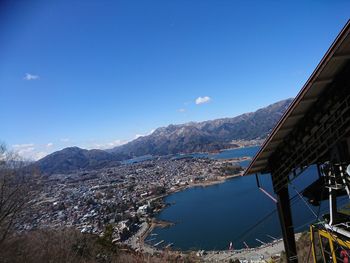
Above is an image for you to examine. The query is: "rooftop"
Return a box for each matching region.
[245,20,350,176]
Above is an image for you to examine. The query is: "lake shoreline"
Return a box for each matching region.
[125,146,282,255]
[132,219,301,262]
[123,144,259,164]
[139,172,244,250]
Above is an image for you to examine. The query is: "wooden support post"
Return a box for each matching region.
[275,182,298,263]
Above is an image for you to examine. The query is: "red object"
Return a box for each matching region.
[340,250,349,263]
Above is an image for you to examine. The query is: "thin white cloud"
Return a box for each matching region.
[11,143,48,160]
[12,143,35,149]
[195,96,211,105]
[134,129,155,139]
[178,108,186,112]
[16,147,35,155]
[93,139,128,150]
[60,138,70,142]
[46,142,53,147]
[108,139,127,147]
[33,151,48,160]
[24,73,40,80]
[95,129,156,149]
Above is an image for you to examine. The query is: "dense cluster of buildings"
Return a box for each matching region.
[19,157,243,243]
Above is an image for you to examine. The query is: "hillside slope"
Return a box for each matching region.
[36,147,128,174]
[110,98,292,157]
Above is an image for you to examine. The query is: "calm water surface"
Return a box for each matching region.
[147,146,347,250]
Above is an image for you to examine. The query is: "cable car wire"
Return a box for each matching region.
[233,174,350,260]
[233,191,302,245]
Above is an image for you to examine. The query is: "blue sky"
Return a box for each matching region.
[0,1,349,160]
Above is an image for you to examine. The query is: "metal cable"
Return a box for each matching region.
[290,181,350,261]
[233,192,300,246]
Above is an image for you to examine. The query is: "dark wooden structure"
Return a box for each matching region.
[245,20,350,263]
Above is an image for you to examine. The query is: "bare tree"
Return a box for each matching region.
[0,143,41,245]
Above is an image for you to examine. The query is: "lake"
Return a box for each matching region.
[122,146,257,165]
[146,146,348,250]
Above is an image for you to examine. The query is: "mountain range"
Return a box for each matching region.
[109,98,292,156]
[36,147,129,175]
[36,98,292,174]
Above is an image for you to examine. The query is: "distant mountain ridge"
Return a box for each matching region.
[36,147,129,175]
[36,98,292,174]
[110,98,293,156]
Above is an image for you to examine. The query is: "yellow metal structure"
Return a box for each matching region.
[311,224,350,263]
